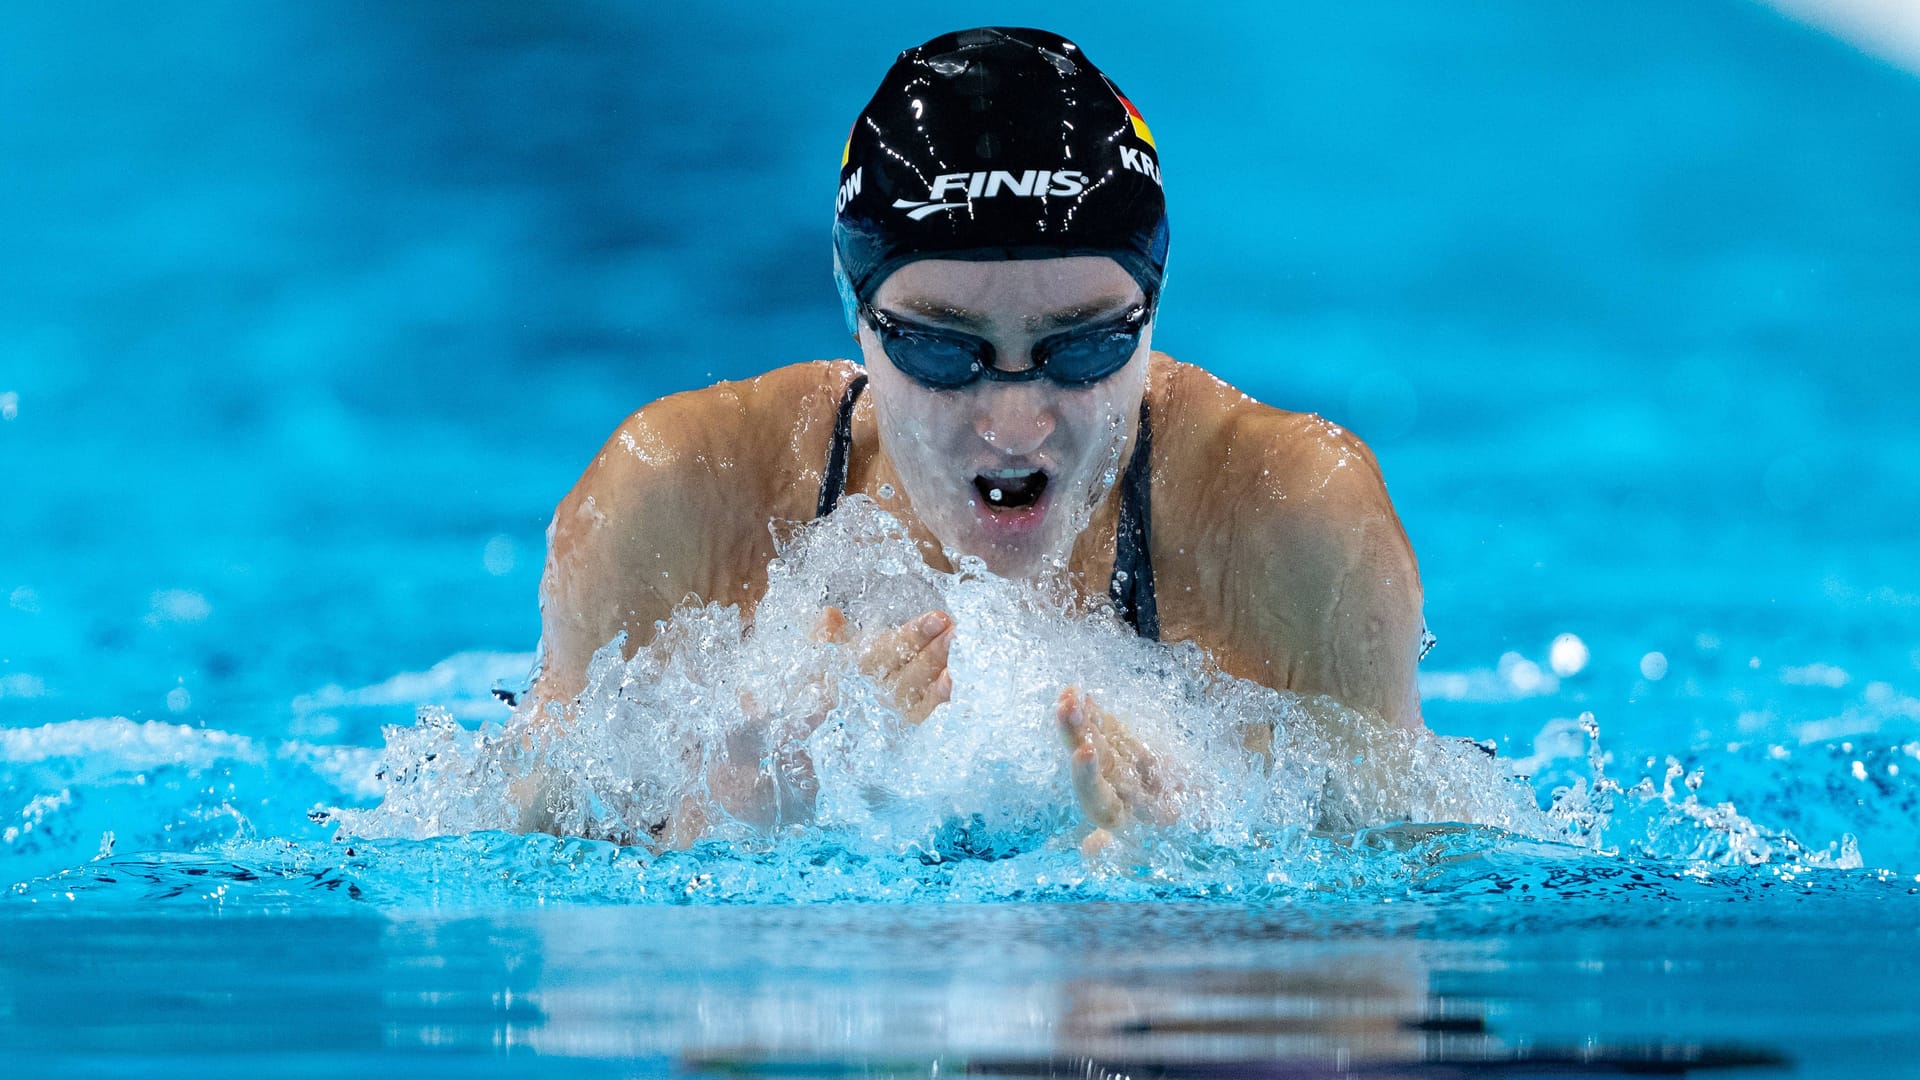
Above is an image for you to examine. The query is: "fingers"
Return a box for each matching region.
[834,609,954,724]
[1056,686,1120,751]
[858,611,949,679]
[812,606,850,644]
[1060,688,1127,829]
[1072,743,1128,829]
[1056,687,1134,781]
[1058,687,1180,833]
[889,627,952,724]
[886,613,952,687]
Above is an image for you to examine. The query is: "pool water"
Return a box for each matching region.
[4,0,1920,1074]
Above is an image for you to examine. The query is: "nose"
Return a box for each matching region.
[973,383,1056,456]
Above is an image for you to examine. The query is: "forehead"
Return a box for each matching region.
[874,256,1141,330]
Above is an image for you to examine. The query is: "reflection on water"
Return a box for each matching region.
[0,903,1839,1076]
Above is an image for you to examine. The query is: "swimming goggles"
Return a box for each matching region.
[861,302,1150,389]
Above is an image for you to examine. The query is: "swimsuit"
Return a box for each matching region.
[815,373,1161,640]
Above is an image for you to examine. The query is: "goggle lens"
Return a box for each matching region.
[864,305,1148,389]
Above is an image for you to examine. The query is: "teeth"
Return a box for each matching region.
[974,467,1049,510]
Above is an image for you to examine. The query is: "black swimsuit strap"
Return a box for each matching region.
[1109,396,1159,639]
[815,373,868,518]
[815,374,1158,639]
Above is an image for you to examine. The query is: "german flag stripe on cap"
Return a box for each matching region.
[1116,95,1155,149]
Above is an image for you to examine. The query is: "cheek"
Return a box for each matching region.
[869,379,972,469]
[1060,386,1138,440]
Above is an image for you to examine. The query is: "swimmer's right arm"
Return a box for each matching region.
[515,597,956,840]
[529,367,853,713]
[510,401,720,833]
[528,392,765,713]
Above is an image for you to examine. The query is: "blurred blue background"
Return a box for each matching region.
[3,0,1917,755]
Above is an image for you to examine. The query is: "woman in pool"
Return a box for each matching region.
[530,28,1427,844]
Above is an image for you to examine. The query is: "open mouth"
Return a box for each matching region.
[973,468,1050,511]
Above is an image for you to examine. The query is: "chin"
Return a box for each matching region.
[973,543,1052,580]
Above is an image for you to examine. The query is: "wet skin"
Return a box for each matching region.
[533,257,1425,840]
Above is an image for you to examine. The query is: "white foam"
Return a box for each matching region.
[0,717,261,769]
[145,588,211,625]
[292,650,535,723]
[1419,655,1563,703]
[0,673,48,699]
[1781,662,1850,688]
[342,499,1568,858]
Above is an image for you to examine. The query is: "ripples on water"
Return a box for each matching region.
[7,500,1914,912]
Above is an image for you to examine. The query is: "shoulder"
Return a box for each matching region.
[1154,355,1417,610]
[1153,356,1395,525]
[597,359,858,473]
[535,360,861,698]
[548,360,862,575]
[562,361,860,519]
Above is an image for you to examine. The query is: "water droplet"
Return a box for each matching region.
[483,535,517,576]
[1549,633,1589,677]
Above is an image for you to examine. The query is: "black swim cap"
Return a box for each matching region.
[832,27,1170,334]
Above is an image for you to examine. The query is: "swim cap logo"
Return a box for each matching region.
[1118,147,1161,186]
[836,167,863,214]
[891,169,1089,221]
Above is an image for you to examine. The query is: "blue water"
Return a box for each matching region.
[5,0,1920,1074]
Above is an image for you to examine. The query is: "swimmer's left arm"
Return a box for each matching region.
[1232,417,1426,731]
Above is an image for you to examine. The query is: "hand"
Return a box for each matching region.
[1056,686,1179,854]
[815,606,954,725]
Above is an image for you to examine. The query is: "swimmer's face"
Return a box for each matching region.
[859,255,1152,578]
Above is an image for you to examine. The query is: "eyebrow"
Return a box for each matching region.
[889,294,1138,333]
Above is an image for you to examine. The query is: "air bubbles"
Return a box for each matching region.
[877,483,895,500]
[1549,633,1589,677]
[147,589,211,625]
[483,535,517,576]
[0,673,47,699]
[0,391,17,421]
[1498,652,1549,695]
[1640,652,1669,681]
[1780,663,1848,688]
[166,685,192,713]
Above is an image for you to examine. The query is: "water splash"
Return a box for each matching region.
[341,499,1578,881]
[7,508,1902,906]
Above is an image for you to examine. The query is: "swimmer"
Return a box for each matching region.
[527,28,1428,845]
